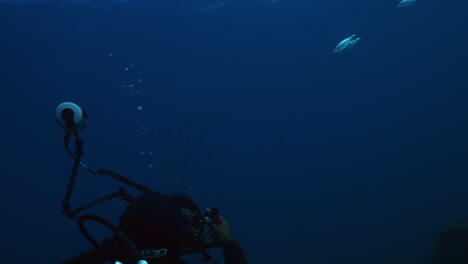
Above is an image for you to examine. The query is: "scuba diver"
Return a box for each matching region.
[434,218,468,264]
[55,102,248,264]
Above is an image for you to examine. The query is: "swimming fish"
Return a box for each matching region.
[333,34,360,58]
[397,0,416,7]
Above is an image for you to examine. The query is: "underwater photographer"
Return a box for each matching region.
[434,218,468,264]
[56,102,248,264]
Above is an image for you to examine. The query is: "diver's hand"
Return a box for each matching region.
[205,215,233,244]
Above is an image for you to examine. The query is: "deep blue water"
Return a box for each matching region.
[1,0,468,263]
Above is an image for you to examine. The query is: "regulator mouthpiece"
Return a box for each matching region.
[55,102,87,132]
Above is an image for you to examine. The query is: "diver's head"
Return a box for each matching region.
[118,191,202,263]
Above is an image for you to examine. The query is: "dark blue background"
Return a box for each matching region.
[1,0,467,263]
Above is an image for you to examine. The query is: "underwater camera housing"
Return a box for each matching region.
[55,102,221,264]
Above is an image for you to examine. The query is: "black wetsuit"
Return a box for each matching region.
[222,241,248,264]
